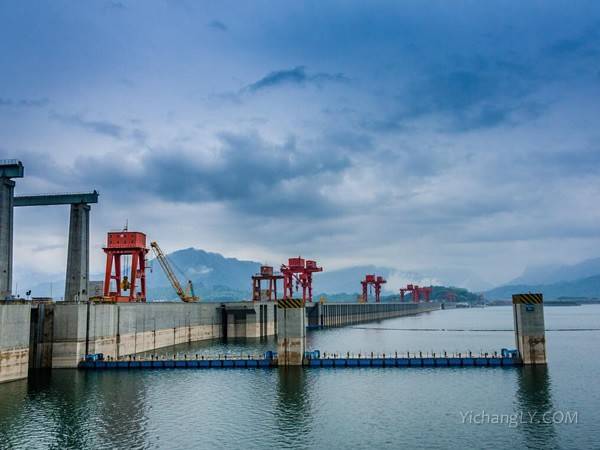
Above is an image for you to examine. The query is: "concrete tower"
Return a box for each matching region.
[512,293,547,365]
[0,160,24,299]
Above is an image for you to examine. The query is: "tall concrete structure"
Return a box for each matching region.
[65,203,90,302]
[0,160,24,299]
[513,293,547,365]
[14,191,98,301]
[277,299,306,366]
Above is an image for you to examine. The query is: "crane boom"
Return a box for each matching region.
[150,241,198,302]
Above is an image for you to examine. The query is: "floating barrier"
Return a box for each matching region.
[305,356,519,367]
[79,356,274,369]
[78,349,521,370]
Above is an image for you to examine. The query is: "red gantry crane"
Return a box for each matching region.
[400,284,433,303]
[281,257,323,303]
[361,274,387,303]
[252,265,284,301]
[103,231,148,302]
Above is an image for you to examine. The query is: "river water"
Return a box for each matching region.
[1,305,598,449]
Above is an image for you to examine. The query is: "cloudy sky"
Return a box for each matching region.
[2,0,600,290]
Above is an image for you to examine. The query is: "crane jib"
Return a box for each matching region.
[150,241,199,302]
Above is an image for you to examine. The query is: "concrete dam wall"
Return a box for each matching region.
[2,300,441,383]
[0,303,31,383]
[307,302,440,328]
[33,301,277,369]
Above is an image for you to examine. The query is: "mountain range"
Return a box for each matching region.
[506,258,600,285]
[24,247,488,300]
[22,249,600,302]
[486,257,600,300]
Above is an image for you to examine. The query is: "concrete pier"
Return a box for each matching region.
[512,293,547,365]
[0,303,31,383]
[0,178,15,299]
[64,203,90,302]
[277,299,306,366]
[0,160,24,299]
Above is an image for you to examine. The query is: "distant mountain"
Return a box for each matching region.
[485,274,600,300]
[312,265,430,295]
[421,267,493,292]
[145,249,480,300]
[326,286,482,303]
[507,257,600,285]
[146,247,261,293]
[22,247,490,301]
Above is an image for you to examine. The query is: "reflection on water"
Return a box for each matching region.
[275,368,311,447]
[0,378,28,448]
[515,366,557,449]
[90,372,148,449]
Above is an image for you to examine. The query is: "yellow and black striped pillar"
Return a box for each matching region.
[276,298,306,366]
[512,293,547,365]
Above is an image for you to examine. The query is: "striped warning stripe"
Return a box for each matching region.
[277,298,305,309]
[512,293,543,305]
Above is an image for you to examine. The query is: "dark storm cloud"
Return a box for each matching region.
[140,131,350,217]
[104,0,126,10]
[362,61,540,133]
[51,113,125,138]
[545,23,600,58]
[208,20,227,32]
[243,66,349,93]
[34,131,352,218]
[50,112,147,144]
[0,97,49,108]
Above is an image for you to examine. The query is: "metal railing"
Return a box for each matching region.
[0,159,20,165]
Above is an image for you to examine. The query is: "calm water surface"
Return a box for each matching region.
[1,305,599,449]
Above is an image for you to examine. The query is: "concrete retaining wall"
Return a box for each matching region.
[2,300,440,377]
[0,304,30,383]
[307,302,440,328]
[50,301,276,368]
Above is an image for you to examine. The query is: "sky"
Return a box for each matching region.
[2,0,600,291]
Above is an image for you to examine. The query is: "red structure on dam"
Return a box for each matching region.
[103,231,148,302]
[281,257,323,303]
[361,274,387,303]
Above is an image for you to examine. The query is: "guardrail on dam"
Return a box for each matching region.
[0,300,440,383]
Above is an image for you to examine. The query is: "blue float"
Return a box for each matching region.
[78,349,522,371]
